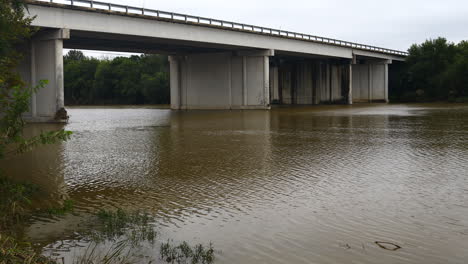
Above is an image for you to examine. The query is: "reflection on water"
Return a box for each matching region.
[2,104,468,263]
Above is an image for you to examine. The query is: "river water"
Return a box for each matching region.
[2,104,468,263]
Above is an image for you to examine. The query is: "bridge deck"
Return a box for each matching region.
[27,0,407,57]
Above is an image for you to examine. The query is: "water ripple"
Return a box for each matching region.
[2,104,467,263]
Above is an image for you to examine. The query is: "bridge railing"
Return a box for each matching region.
[33,0,408,56]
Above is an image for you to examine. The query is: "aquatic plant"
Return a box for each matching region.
[0,234,55,264]
[62,208,216,264]
[0,176,38,229]
[42,200,75,216]
[72,239,134,264]
[90,208,157,246]
[160,240,215,264]
[0,175,77,230]
[0,177,76,264]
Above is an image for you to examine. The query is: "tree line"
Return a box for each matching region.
[64,50,170,105]
[391,37,468,102]
[64,38,467,105]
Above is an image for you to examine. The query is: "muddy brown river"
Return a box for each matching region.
[2,104,468,263]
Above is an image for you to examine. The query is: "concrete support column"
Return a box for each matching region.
[30,41,37,117]
[348,63,353,105]
[169,56,181,110]
[263,55,270,106]
[228,55,232,108]
[368,64,373,102]
[328,63,332,103]
[270,66,279,103]
[55,39,65,111]
[384,63,389,103]
[23,29,69,122]
[316,63,322,104]
[242,56,247,106]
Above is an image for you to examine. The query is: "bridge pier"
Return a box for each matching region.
[18,29,70,122]
[352,59,391,103]
[169,50,273,110]
[270,57,391,106]
[169,56,181,110]
[271,58,353,105]
[348,63,353,105]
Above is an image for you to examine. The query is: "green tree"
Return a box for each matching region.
[446,41,468,100]
[64,49,86,61]
[0,0,34,96]
[93,59,118,104]
[0,0,72,160]
[64,51,170,105]
[64,51,99,104]
[396,37,458,101]
[141,72,170,104]
[139,54,170,104]
[111,56,142,103]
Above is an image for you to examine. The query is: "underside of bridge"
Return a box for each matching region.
[168,52,390,110]
[18,27,395,122]
[270,54,390,106]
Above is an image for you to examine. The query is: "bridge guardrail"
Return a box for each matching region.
[32,0,409,56]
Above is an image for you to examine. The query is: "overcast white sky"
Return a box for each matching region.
[64,0,468,57]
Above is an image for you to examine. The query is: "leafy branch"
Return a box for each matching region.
[0,82,73,160]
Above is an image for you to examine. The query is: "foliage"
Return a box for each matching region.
[0,0,73,161]
[72,239,135,264]
[0,0,71,226]
[0,234,56,264]
[0,177,38,229]
[42,199,74,216]
[160,240,215,264]
[0,82,73,160]
[0,1,71,262]
[0,176,53,264]
[64,51,170,105]
[64,209,216,264]
[92,208,157,245]
[63,54,99,105]
[446,40,468,101]
[0,0,34,92]
[391,37,468,102]
[65,50,86,61]
[68,209,157,264]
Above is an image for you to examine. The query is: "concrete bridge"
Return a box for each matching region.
[19,0,407,122]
